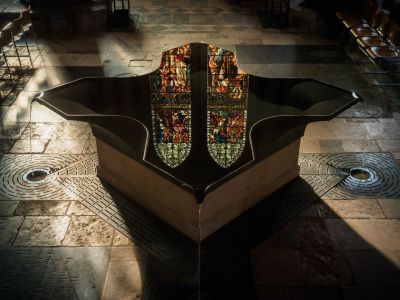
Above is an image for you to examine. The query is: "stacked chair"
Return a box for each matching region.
[339,2,378,30]
[0,26,17,100]
[337,1,400,73]
[0,6,37,99]
[357,18,398,49]
[0,27,14,83]
[365,27,400,71]
[10,15,34,68]
[350,10,388,39]
[21,7,36,39]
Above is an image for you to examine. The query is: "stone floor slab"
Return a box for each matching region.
[326,219,400,250]
[0,216,23,246]
[102,261,142,300]
[62,216,114,246]
[10,139,48,153]
[20,122,59,140]
[317,200,385,219]
[0,123,28,139]
[66,201,96,216]
[300,139,380,154]
[45,139,87,154]
[303,119,371,141]
[0,201,19,216]
[113,231,133,246]
[376,139,400,159]
[300,250,354,286]
[13,216,69,246]
[366,119,400,140]
[261,217,333,250]
[110,246,147,262]
[82,139,97,154]
[0,139,15,153]
[251,248,305,286]
[378,199,400,218]
[345,250,400,286]
[297,204,318,217]
[15,200,69,216]
[0,247,110,299]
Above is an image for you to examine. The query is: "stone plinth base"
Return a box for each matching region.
[96,138,301,242]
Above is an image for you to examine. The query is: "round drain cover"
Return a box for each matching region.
[350,168,370,180]
[22,168,52,184]
[348,166,378,184]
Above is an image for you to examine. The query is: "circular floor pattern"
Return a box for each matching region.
[0,154,97,200]
[299,154,346,175]
[311,153,400,199]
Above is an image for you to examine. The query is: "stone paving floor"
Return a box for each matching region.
[1,0,400,299]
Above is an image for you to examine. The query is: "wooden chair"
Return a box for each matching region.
[342,3,378,29]
[357,19,398,49]
[20,6,37,46]
[365,27,400,71]
[9,17,34,67]
[0,27,17,99]
[349,10,388,39]
[337,2,377,22]
[339,5,379,43]
[0,25,22,69]
[0,29,13,76]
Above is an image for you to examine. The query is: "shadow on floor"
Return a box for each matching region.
[100,172,400,300]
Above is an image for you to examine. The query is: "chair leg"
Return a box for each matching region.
[24,35,34,67]
[31,25,37,42]
[26,25,41,65]
[339,27,347,44]
[2,50,13,82]
[1,50,15,101]
[12,39,23,67]
[33,28,40,52]
[26,25,39,51]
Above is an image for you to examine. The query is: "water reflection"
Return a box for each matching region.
[150,44,192,168]
[150,44,249,169]
[207,45,249,168]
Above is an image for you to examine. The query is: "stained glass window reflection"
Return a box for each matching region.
[150,44,191,168]
[207,45,248,168]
